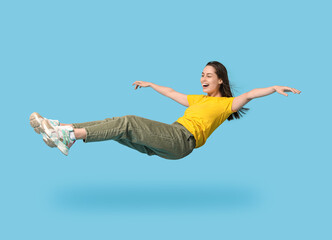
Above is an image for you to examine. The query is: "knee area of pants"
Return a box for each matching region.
[123,115,137,125]
[124,115,136,120]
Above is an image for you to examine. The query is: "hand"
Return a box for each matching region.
[274,86,301,96]
[132,81,151,90]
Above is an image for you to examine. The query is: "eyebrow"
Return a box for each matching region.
[202,72,213,75]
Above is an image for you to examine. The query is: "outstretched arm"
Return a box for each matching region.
[247,85,301,99]
[232,86,301,112]
[132,81,189,107]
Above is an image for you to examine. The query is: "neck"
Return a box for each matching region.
[207,91,222,97]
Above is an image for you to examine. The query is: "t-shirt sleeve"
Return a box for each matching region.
[187,95,204,106]
[226,97,236,114]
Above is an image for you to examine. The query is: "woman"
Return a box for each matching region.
[30,61,301,159]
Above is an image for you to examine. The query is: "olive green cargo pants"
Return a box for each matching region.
[72,115,196,160]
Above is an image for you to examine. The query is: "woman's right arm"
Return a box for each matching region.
[132,81,189,107]
[132,81,173,96]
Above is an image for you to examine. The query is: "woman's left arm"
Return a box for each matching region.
[231,86,301,112]
[247,85,301,99]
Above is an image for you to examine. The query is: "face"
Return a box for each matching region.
[201,65,223,97]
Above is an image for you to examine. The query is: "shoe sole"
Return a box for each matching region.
[41,119,69,156]
[30,112,56,148]
[29,112,43,134]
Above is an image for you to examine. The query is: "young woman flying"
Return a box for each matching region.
[29,61,301,159]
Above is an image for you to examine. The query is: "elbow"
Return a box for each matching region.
[245,91,254,100]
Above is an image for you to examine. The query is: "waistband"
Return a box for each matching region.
[171,121,194,139]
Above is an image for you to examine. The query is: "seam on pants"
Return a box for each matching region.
[129,126,176,141]
[83,126,174,144]
[84,128,125,143]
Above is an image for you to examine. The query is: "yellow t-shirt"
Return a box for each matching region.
[176,95,236,149]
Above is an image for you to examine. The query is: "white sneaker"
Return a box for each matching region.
[40,119,76,156]
[30,112,60,148]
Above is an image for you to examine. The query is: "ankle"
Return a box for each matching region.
[73,128,87,140]
[60,123,73,127]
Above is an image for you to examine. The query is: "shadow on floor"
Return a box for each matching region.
[53,183,259,214]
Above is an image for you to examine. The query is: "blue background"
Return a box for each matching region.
[1,0,331,239]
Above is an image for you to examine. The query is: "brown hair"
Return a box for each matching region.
[206,61,249,121]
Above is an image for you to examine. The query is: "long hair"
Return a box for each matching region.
[206,61,249,121]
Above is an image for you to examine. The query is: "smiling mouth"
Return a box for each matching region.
[203,84,209,88]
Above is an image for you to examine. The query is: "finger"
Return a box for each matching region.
[292,88,299,94]
[287,87,292,91]
[291,88,300,94]
[282,87,290,92]
[279,90,288,96]
[286,87,293,92]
